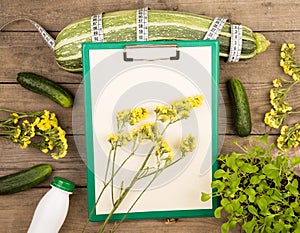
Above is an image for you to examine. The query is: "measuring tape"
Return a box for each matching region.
[203,17,227,40]
[0,18,55,50]
[91,13,104,42]
[227,24,243,63]
[136,8,148,41]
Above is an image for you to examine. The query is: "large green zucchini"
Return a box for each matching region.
[54,9,270,72]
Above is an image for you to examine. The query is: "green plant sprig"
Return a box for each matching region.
[201,135,300,233]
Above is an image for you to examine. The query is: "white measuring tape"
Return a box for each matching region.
[204,17,243,62]
[227,24,243,63]
[0,18,55,50]
[136,8,148,41]
[91,13,104,42]
[203,17,227,40]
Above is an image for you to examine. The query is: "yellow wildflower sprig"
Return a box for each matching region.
[0,108,68,159]
[264,43,300,151]
[84,95,203,233]
[277,123,300,152]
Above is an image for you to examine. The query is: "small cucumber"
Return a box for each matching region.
[17,72,73,108]
[0,164,52,195]
[227,78,252,137]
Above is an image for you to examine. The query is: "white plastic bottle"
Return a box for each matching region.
[27,176,75,233]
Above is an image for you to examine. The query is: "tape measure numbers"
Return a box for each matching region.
[227,24,243,63]
[203,17,227,40]
[91,13,104,42]
[136,8,148,41]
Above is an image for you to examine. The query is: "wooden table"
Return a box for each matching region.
[1,1,299,232]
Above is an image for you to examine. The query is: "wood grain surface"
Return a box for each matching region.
[1,1,300,232]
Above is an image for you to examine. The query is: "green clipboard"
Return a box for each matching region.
[82,40,219,222]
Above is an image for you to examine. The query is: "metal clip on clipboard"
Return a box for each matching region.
[123,44,180,62]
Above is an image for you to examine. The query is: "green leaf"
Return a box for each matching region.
[240,163,259,173]
[248,205,259,217]
[286,180,299,196]
[221,222,230,233]
[201,192,211,202]
[231,199,241,211]
[260,134,269,144]
[291,156,300,167]
[295,219,300,233]
[226,154,238,172]
[221,198,230,207]
[270,188,283,202]
[262,164,280,180]
[214,169,227,178]
[244,187,256,203]
[264,214,274,227]
[242,218,257,233]
[256,197,268,213]
[250,175,262,185]
[223,203,234,214]
[214,206,223,218]
[238,194,248,203]
[274,221,285,232]
[211,180,226,192]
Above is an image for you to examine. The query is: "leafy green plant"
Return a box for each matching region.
[201,135,300,233]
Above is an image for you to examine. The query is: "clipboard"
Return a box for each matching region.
[81,40,219,222]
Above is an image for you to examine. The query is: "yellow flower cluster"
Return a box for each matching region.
[269,88,292,113]
[277,123,300,151]
[155,95,204,123]
[0,109,68,159]
[280,43,300,81]
[108,95,202,170]
[264,109,286,129]
[181,134,196,155]
[264,43,300,151]
[139,122,158,140]
[154,136,172,156]
[108,132,132,147]
[117,107,148,127]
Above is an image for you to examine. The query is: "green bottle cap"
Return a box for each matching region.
[51,177,75,192]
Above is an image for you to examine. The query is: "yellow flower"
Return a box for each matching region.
[288,43,295,50]
[292,73,299,81]
[139,122,157,140]
[167,153,174,160]
[108,134,118,144]
[187,95,204,108]
[280,52,286,59]
[272,79,282,88]
[50,113,58,127]
[181,134,196,154]
[11,113,19,124]
[48,140,54,150]
[42,148,49,153]
[281,43,288,51]
[57,127,66,141]
[155,105,177,122]
[129,107,148,125]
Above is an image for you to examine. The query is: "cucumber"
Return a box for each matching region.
[17,72,73,108]
[0,164,52,195]
[227,78,252,137]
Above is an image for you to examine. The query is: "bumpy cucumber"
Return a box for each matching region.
[227,78,252,137]
[0,164,52,195]
[17,72,73,108]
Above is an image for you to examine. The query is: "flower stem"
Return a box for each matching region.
[111,171,162,233]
